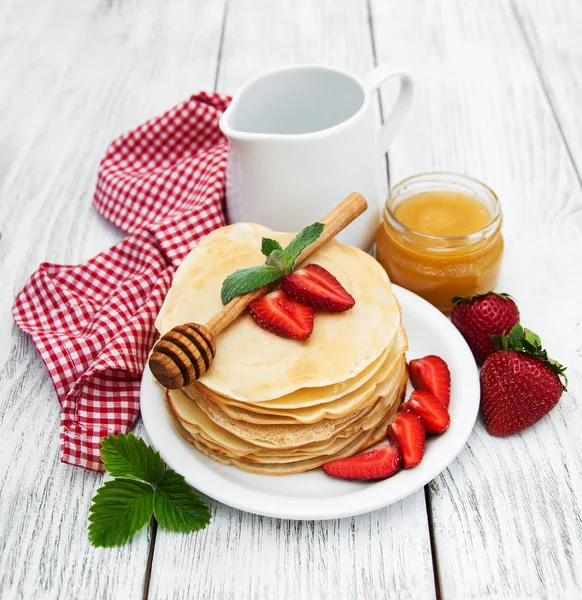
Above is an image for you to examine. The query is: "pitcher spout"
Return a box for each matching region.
[219,101,247,142]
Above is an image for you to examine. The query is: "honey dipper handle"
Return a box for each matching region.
[206,192,368,336]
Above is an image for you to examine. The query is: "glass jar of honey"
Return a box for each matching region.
[376,172,503,313]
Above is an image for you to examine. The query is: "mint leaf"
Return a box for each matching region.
[221,265,281,304]
[101,433,165,484]
[261,238,283,257]
[281,222,324,273]
[220,220,324,303]
[265,249,286,271]
[88,479,154,548]
[153,470,211,533]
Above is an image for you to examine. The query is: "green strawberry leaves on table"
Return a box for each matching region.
[100,432,165,483]
[88,433,210,548]
[152,470,211,533]
[221,222,324,304]
[491,324,568,389]
[88,479,155,548]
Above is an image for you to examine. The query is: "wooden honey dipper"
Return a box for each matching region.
[149,192,368,389]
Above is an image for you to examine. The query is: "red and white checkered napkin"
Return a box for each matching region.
[13,92,231,471]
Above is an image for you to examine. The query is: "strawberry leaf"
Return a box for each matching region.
[89,434,211,548]
[101,433,165,484]
[508,324,525,349]
[490,334,508,350]
[261,238,283,257]
[153,470,211,533]
[88,479,154,548]
[221,265,282,304]
[523,328,542,349]
[492,324,568,389]
[282,222,324,273]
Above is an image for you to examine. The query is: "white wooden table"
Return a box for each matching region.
[1,1,581,598]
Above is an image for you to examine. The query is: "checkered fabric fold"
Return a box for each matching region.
[13,92,230,471]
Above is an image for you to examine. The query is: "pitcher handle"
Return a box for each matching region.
[364,65,413,154]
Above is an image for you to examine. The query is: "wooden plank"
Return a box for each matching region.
[512,0,582,180]
[369,0,582,597]
[147,1,436,599]
[0,0,224,597]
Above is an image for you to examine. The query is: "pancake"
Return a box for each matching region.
[194,371,403,450]
[192,334,392,406]
[208,353,407,425]
[183,398,403,475]
[165,365,407,459]
[193,328,408,424]
[170,386,375,451]
[169,376,406,467]
[173,398,370,459]
[155,223,400,401]
[193,324,407,412]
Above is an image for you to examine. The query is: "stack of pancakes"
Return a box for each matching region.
[155,223,408,475]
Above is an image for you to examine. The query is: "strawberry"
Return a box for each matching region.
[451,292,519,364]
[480,325,567,436]
[281,263,355,312]
[388,412,426,468]
[408,355,451,408]
[402,390,450,434]
[322,444,401,481]
[249,290,314,340]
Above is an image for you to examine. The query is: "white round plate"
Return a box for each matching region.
[141,285,480,520]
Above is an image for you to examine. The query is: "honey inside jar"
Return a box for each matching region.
[376,173,504,313]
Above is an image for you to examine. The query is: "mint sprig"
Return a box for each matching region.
[491,324,568,389]
[220,265,282,305]
[221,222,324,304]
[261,238,283,257]
[88,434,210,548]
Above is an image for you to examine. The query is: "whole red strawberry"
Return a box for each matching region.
[451,292,519,364]
[480,325,567,436]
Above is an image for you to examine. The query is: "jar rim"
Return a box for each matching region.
[384,172,502,244]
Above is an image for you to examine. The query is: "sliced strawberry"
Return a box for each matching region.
[388,412,425,468]
[249,290,314,340]
[404,390,450,434]
[281,263,355,312]
[322,444,401,481]
[408,355,451,408]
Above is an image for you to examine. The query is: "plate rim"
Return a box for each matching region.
[140,285,480,520]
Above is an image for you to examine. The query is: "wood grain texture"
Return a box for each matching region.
[149,494,433,600]
[3,0,582,598]
[0,0,224,598]
[369,0,582,597]
[512,0,582,181]
[147,1,435,599]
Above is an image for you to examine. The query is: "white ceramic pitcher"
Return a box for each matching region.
[220,65,413,249]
